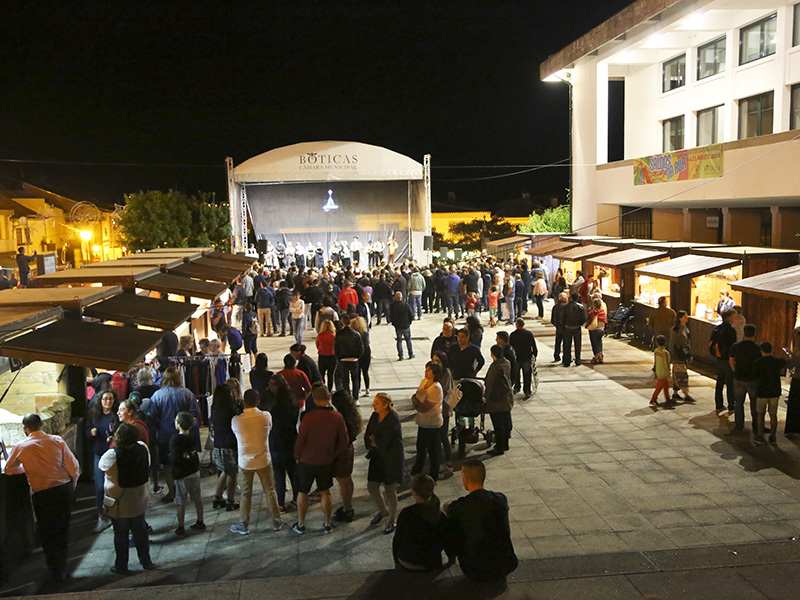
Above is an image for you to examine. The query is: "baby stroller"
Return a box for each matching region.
[448,378,494,459]
[605,304,635,339]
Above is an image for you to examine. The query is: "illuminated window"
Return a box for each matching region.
[662,54,686,92]
[739,14,777,65]
[697,37,726,80]
[697,105,723,145]
[738,92,773,139]
[794,4,800,47]
[662,115,685,151]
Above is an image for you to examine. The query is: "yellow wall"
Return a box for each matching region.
[652,209,683,240]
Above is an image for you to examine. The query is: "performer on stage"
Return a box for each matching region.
[387,237,398,265]
[366,240,374,268]
[330,241,340,266]
[276,241,286,268]
[295,242,305,268]
[265,240,277,268]
[306,242,315,268]
[374,239,385,267]
[341,240,351,270]
[286,241,296,266]
[314,242,325,269]
[351,237,362,266]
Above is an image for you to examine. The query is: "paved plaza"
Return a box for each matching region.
[3,301,800,599]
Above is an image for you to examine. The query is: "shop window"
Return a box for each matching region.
[662,54,686,92]
[794,4,800,47]
[692,266,742,321]
[662,115,685,151]
[697,37,726,80]
[697,105,723,146]
[738,91,773,139]
[792,84,800,130]
[635,274,671,308]
[739,14,777,65]
[621,206,652,239]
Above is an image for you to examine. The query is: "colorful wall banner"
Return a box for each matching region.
[633,144,723,185]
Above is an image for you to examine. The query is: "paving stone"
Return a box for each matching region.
[738,562,800,600]
[627,567,769,599]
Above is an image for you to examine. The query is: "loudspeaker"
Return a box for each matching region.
[256,239,268,253]
[439,246,448,258]
[423,235,433,251]
[453,248,463,261]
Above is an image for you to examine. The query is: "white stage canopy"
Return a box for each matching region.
[233,141,423,183]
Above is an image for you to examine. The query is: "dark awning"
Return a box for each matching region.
[193,257,248,273]
[30,267,160,288]
[730,264,800,302]
[84,257,186,270]
[168,263,240,284]
[553,244,616,261]
[589,248,668,269]
[1,319,165,371]
[136,273,226,301]
[635,254,741,282]
[207,252,257,267]
[83,294,198,330]
[0,307,63,342]
[526,240,576,256]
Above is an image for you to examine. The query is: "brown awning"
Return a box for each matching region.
[0,286,121,310]
[194,257,248,273]
[730,265,800,302]
[30,267,160,288]
[553,244,616,261]
[0,306,63,342]
[589,248,668,269]
[145,247,214,255]
[168,263,240,284]
[694,246,800,259]
[83,257,185,270]
[83,294,198,330]
[1,319,165,371]
[526,240,576,256]
[635,254,741,282]
[136,273,226,301]
[207,252,257,266]
[595,238,663,248]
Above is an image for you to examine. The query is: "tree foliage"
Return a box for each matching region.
[448,217,518,250]
[118,190,231,252]
[519,204,571,234]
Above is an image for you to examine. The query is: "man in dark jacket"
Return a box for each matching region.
[256,279,276,336]
[495,331,517,392]
[508,318,538,398]
[711,309,738,411]
[485,345,514,455]
[291,343,323,385]
[15,246,37,288]
[448,329,485,380]
[560,293,587,367]
[431,321,457,358]
[444,267,461,319]
[389,292,414,360]
[303,279,324,328]
[729,323,762,431]
[373,276,393,325]
[276,282,294,337]
[445,459,517,581]
[550,292,568,362]
[514,275,527,320]
[334,314,363,396]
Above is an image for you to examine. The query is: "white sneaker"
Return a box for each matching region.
[355,399,361,407]
[273,519,286,532]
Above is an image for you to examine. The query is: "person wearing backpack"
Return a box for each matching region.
[709,309,738,412]
[170,412,204,537]
[242,302,259,366]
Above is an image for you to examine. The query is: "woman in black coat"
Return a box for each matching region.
[364,393,404,534]
[249,353,274,409]
[210,385,240,511]
[268,374,300,511]
[393,474,446,571]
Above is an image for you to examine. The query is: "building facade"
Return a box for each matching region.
[541,0,800,248]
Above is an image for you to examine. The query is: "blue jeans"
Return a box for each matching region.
[446,292,459,318]
[292,316,306,344]
[279,309,291,335]
[409,295,422,319]
[395,327,413,358]
[506,297,516,323]
[335,360,360,397]
[112,513,151,570]
[377,300,391,324]
[734,379,759,430]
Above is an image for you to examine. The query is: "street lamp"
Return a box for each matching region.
[543,69,574,232]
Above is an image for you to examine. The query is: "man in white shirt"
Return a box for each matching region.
[351,237,362,266]
[229,390,284,535]
[4,413,80,583]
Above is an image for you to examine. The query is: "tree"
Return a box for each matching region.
[118,190,231,252]
[519,204,571,234]
[448,217,518,250]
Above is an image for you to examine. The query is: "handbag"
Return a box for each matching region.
[675,344,692,361]
[585,316,600,330]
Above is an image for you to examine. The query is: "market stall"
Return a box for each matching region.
[551,244,616,285]
[586,248,668,310]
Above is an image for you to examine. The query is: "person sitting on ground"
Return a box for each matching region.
[444,459,517,582]
[392,474,446,572]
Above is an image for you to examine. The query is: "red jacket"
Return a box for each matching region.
[294,406,349,465]
[338,288,358,312]
[277,368,311,407]
[315,330,336,356]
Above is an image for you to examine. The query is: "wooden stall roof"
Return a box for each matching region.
[560,235,621,243]
[634,241,720,251]
[194,257,248,273]
[137,273,226,301]
[589,248,668,269]
[693,246,800,259]
[83,257,185,270]
[1,319,165,371]
[552,244,616,261]
[0,306,63,341]
[207,251,257,266]
[0,286,121,310]
[635,254,741,282]
[145,247,214,255]
[83,294,198,330]
[30,267,160,288]
[595,238,665,248]
[526,240,576,256]
[168,262,240,284]
[730,265,800,302]
[485,235,530,248]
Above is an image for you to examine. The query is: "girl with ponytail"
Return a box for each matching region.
[391,474,446,571]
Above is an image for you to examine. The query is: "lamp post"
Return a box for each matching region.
[543,70,574,232]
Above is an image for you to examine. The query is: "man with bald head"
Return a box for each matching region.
[430,320,457,357]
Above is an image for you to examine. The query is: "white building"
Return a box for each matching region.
[541,0,800,248]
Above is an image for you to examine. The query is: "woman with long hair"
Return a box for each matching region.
[669,310,694,402]
[586,297,607,364]
[432,351,454,477]
[99,422,155,574]
[210,385,240,511]
[365,393,404,534]
[350,316,371,399]
[316,319,337,389]
[88,389,120,532]
[392,474,446,571]
[784,328,800,436]
[411,362,444,482]
[268,374,300,512]
[331,389,363,522]
[465,315,483,349]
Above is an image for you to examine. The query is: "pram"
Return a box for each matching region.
[605,304,636,339]
[448,378,494,459]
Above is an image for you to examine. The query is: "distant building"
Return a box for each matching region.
[541,0,800,248]
[431,202,529,244]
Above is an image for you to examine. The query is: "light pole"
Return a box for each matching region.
[543,70,574,232]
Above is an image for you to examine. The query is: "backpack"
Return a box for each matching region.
[709,325,724,358]
[248,316,260,336]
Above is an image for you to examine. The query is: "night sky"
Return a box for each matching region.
[1,1,633,212]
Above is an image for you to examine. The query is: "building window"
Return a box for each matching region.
[760,209,772,247]
[662,115,685,151]
[697,105,723,146]
[738,91,773,139]
[794,3,800,47]
[621,207,652,239]
[697,37,726,80]
[792,84,800,130]
[662,54,686,92]
[739,14,777,65]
